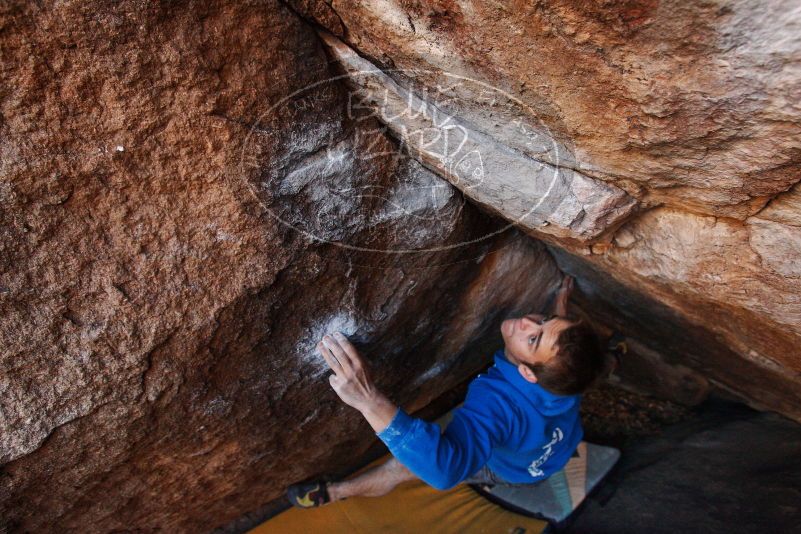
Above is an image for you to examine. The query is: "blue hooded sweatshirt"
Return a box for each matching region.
[377,349,583,490]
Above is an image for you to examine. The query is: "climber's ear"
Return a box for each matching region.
[518,363,538,384]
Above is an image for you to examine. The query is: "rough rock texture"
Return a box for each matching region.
[316,29,637,242]
[298,0,801,216]
[0,1,563,531]
[301,0,801,419]
[3,0,801,531]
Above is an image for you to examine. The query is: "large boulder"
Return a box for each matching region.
[0,1,561,530]
[302,0,801,419]
[3,0,800,531]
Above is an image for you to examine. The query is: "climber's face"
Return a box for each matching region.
[501,314,572,382]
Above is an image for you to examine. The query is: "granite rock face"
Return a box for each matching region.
[304,0,801,418]
[0,1,562,531]
[3,0,801,531]
[300,0,801,217]
[316,29,638,242]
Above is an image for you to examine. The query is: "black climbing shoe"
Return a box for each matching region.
[286,481,331,508]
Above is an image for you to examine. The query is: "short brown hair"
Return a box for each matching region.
[525,320,604,396]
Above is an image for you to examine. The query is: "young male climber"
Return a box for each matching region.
[287,275,605,507]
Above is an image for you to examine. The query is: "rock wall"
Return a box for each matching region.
[3,0,801,531]
[299,0,801,418]
[0,1,563,530]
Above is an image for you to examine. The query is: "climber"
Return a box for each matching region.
[286,275,606,508]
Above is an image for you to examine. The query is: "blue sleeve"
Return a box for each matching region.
[376,382,512,490]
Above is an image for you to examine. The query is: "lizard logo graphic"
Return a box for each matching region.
[527,427,564,477]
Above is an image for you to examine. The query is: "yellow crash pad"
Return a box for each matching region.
[251,456,546,534]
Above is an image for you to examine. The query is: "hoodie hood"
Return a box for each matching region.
[493,349,580,416]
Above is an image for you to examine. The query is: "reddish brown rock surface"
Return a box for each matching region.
[302,0,801,417]
[2,0,801,531]
[0,1,563,531]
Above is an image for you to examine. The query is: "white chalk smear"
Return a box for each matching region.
[296,312,360,379]
[411,360,450,387]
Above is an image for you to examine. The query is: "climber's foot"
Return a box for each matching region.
[286,481,331,508]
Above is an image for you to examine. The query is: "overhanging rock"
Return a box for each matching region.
[318,30,638,243]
